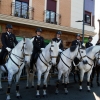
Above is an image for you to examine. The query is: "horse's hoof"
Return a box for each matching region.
[25,86,29,89]
[31,86,34,88]
[87,90,91,92]
[91,84,93,87]
[36,95,41,98]
[97,82,100,86]
[62,83,64,85]
[65,92,68,95]
[48,84,51,87]
[16,95,22,99]
[55,92,58,95]
[0,88,3,91]
[79,89,82,92]
[43,95,47,98]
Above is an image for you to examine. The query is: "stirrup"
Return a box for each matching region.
[30,69,33,74]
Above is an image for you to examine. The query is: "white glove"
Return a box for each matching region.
[41,48,44,51]
[59,49,62,52]
[6,47,11,52]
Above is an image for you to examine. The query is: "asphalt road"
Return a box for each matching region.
[0,74,100,100]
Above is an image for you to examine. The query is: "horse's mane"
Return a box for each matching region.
[70,45,77,52]
[14,38,33,51]
[86,46,94,53]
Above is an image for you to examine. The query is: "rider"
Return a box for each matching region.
[52,30,64,51]
[52,30,64,73]
[85,36,93,48]
[30,28,45,73]
[71,33,82,82]
[0,24,18,64]
[71,33,82,46]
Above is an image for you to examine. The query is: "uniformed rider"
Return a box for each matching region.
[85,36,93,48]
[0,24,18,64]
[52,30,64,51]
[30,28,45,73]
[71,33,82,46]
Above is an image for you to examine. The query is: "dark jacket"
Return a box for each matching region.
[71,40,82,46]
[85,42,93,48]
[1,32,18,50]
[33,36,45,53]
[52,38,64,50]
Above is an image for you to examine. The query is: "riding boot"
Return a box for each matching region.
[29,58,34,74]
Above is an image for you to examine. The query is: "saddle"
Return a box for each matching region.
[1,52,8,65]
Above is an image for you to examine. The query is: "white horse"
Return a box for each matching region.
[0,38,33,100]
[28,41,61,97]
[55,44,88,94]
[77,46,100,91]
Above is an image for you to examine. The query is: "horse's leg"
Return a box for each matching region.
[79,70,84,91]
[64,72,69,94]
[6,72,13,100]
[90,67,95,87]
[55,70,62,94]
[62,74,65,85]
[43,71,49,97]
[87,69,92,92]
[47,73,51,86]
[96,66,100,86]
[0,69,3,90]
[36,70,42,97]
[26,66,29,89]
[15,71,22,98]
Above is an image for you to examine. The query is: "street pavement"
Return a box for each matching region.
[0,74,100,100]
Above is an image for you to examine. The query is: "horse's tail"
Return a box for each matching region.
[26,66,35,83]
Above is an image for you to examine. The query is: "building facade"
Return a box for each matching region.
[0,0,96,48]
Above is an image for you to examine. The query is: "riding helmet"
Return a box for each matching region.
[88,36,92,39]
[6,24,13,29]
[56,30,62,35]
[36,28,42,32]
[76,33,81,37]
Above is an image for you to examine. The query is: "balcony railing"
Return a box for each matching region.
[11,2,34,19]
[44,10,61,25]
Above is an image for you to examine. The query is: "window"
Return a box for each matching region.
[46,0,57,24]
[46,10,56,24]
[85,11,91,25]
[15,0,29,18]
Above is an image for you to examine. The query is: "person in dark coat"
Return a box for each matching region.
[0,24,18,64]
[51,31,64,73]
[52,30,64,51]
[85,36,93,48]
[30,28,45,73]
[71,34,82,46]
[71,33,82,82]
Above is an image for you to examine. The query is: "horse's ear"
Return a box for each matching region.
[31,37,35,42]
[57,40,61,46]
[51,40,53,44]
[23,36,25,42]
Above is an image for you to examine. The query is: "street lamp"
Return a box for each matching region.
[75,0,85,43]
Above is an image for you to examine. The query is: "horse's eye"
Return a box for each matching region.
[81,51,83,53]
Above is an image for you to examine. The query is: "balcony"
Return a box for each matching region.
[11,2,34,19]
[44,10,61,25]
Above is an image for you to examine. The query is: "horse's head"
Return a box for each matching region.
[22,38,33,63]
[95,50,100,65]
[50,40,61,65]
[76,45,88,64]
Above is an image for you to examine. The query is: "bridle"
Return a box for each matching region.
[60,46,87,70]
[9,39,31,69]
[38,43,58,73]
[76,47,87,62]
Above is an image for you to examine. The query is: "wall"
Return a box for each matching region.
[70,0,94,33]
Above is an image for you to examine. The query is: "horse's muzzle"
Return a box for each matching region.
[83,60,88,64]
